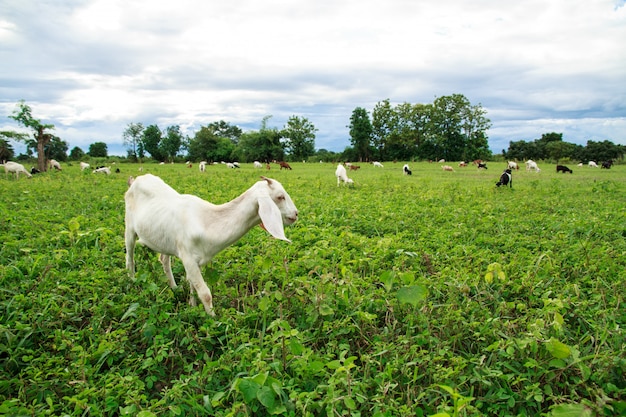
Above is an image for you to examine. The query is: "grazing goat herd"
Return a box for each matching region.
[1,157,617,315]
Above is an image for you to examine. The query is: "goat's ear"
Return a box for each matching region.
[258,196,290,242]
[260,176,273,186]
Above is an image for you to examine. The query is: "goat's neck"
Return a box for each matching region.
[205,188,261,245]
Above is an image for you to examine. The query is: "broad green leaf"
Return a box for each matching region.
[256,386,276,409]
[380,271,395,292]
[258,296,270,312]
[545,338,571,359]
[344,397,356,410]
[237,379,260,403]
[549,403,592,417]
[319,304,334,316]
[397,285,428,307]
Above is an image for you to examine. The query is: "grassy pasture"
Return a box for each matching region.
[1,161,625,416]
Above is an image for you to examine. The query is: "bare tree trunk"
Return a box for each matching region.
[36,126,50,172]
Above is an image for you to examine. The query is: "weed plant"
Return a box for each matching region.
[1,161,624,416]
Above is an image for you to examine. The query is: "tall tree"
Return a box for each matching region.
[143,124,164,161]
[371,99,397,160]
[160,125,183,162]
[69,146,85,161]
[7,101,55,171]
[281,116,317,160]
[0,138,15,161]
[89,142,108,157]
[348,107,373,161]
[123,122,144,161]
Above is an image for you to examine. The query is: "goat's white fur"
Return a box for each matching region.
[372,161,384,168]
[124,174,298,316]
[588,161,598,168]
[80,162,90,171]
[525,160,540,172]
[93,166,111,175]
[335,164,353,186]
[199,161,207,172]
[49,159,62,170]
[2,161,32,179]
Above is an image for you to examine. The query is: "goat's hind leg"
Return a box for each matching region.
[181,257,215,316]
[159,254,178,289]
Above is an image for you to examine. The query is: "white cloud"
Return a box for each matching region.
[1,0,625,156]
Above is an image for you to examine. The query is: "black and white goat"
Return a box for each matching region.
[403,164,412,175]
[556,165,573,174]
[496,168,512,188]
[124,174,298,316]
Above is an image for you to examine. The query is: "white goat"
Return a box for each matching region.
[507,161,519,170]
[335,164,353,186]
[588,161,598,168]
[2,161,32,179]
[80,162,90,171]
[124,174,298,316]
[49,159,62,171]
[199,161,207,172]
[526,160,540,172]
[372,161,384,168]
[254,161,263,168]
[93,166,111,175]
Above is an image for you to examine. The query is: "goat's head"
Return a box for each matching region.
[256,177,298,241]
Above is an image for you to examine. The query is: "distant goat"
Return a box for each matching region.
[349,165,360,171]
[588,161,598,168]
[372,161,384,168]
[496,168,512,187]
[48,159,62,171]
[80,162,90,171]
[442,165,454,172]
[93,166,111,175]
[403,164,412,175]
[279,161,292,170]
[507,161,519,170]
[254,161,263,168]
[477,163,488,170]
[2,161,32,179]
[124,174,298,315]
[601,160,613,169]
[556,165,573,174]
[199,161,207,172]
[335,164,354,186]
[526,160,540,172]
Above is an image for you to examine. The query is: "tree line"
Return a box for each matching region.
[504,132,625,163]
[348,94,493,162]
[2,99,623,170]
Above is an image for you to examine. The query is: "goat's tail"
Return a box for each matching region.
[127,176,135,187]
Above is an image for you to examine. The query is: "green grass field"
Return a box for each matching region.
[1,161,625,416]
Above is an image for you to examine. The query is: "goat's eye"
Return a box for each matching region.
[277,195,285,201]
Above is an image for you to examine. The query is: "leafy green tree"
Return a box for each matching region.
[123,122,144,161]
[0,138,15,161]
[205,120,242,144]
[161,125,183,162]
[88,142,108,157]
[7,100,55,171]
[69,146,85,161]
[42,136,69,162]
[281,116,317,160]
[371,99,397,160]
[143,124,165,161]
[349,107,373,161]
[236,128,284,163]
[186,121,242,162]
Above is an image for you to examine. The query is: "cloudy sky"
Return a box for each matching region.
[1,0,625,157]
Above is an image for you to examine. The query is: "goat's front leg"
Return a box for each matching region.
[181,257,215,316]
[125,229,137,277]
[159,254,177,289]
